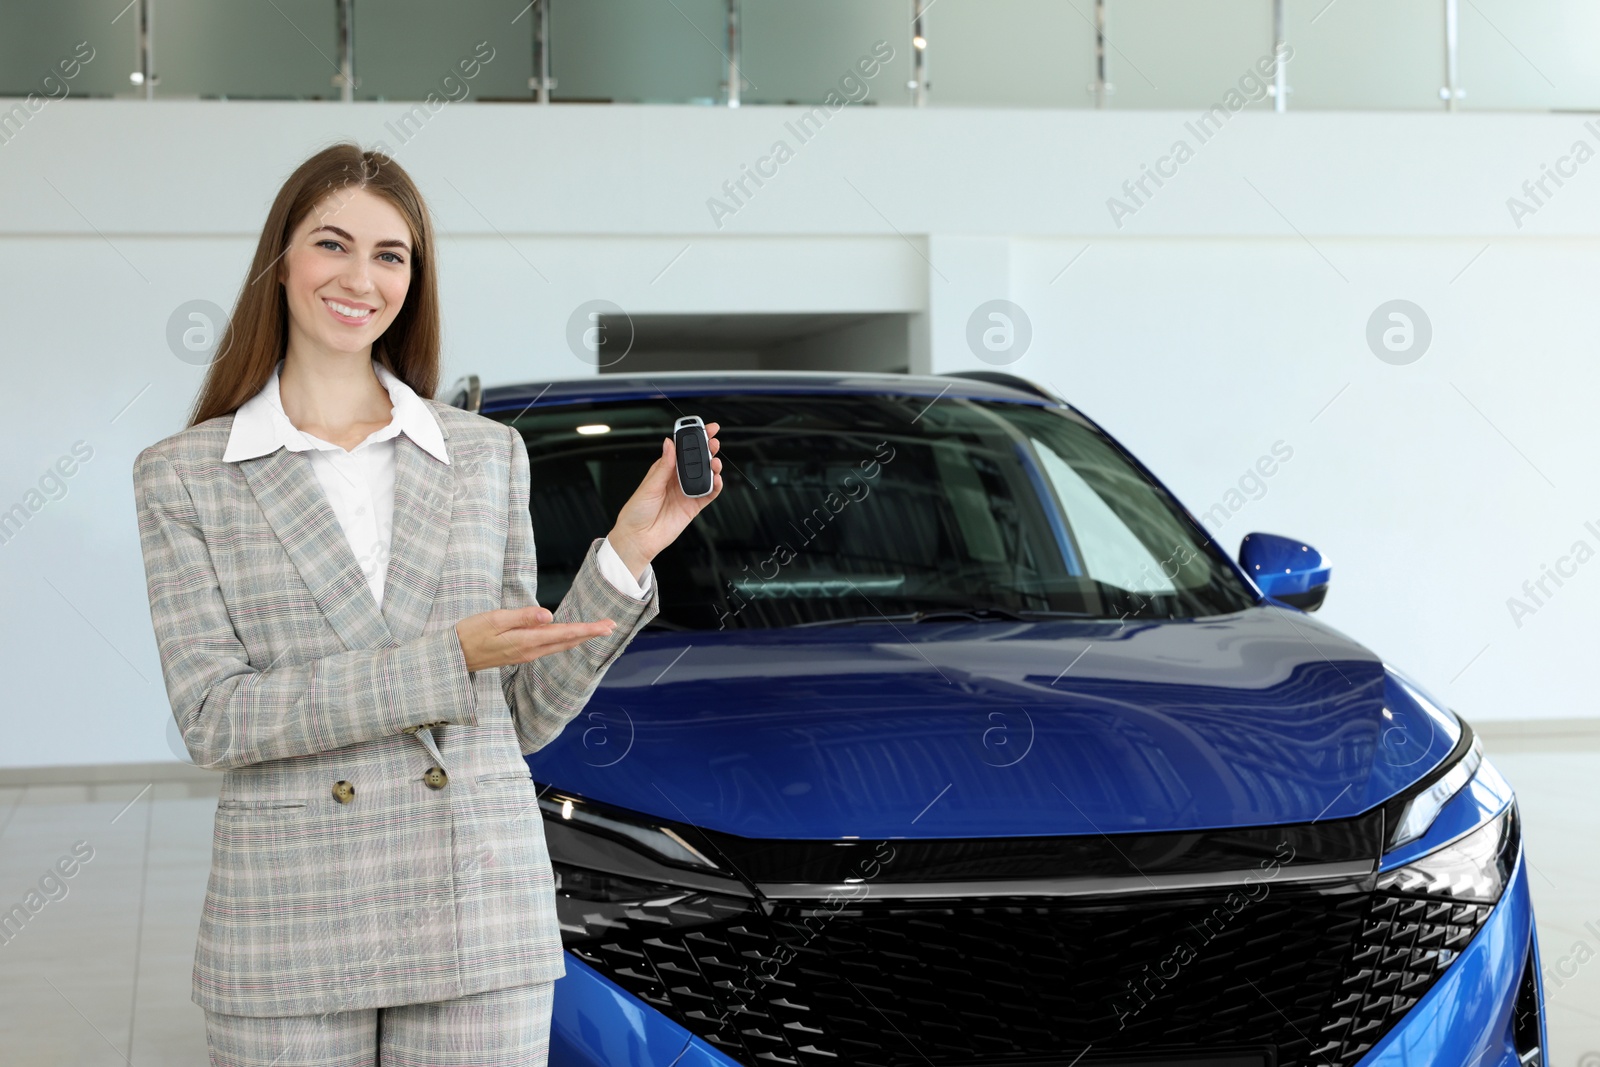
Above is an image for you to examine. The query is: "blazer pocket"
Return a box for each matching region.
[216,798,310,812]
[476,770,534,784]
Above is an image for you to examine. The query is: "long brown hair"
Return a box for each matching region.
[186,141,441,428]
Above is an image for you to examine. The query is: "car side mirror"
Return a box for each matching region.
[1239,532,1331,611]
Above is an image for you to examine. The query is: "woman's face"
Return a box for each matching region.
[278,186,413,361]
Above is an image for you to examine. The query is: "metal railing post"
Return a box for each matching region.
[1272,0,1287,111]
[336,0,355,101]
[1092,0,1108,108]
[911,0,928,107]
[726,0,741,107]
[532,0,552,103]
[1442,0,1461,110]
[135,0,154,99]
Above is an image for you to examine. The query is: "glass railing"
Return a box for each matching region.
[2,0,1595,111]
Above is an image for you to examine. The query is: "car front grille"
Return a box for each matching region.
[559,879,1492,1067]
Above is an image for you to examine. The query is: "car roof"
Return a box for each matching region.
[476,370,1068,415]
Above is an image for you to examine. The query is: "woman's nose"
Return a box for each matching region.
[339,259,374,293]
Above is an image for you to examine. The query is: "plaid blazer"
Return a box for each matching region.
[132,398,659,1018]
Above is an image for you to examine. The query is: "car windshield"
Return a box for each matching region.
[500,392,1258,630]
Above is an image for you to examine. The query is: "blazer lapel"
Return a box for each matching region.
[236,428,456,653]
[380,431,456,644]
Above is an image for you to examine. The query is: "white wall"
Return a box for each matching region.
[2,99,1597,768]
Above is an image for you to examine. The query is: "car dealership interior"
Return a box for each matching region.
[3,2,1599,1065]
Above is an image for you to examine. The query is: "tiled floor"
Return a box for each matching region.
[0,742,1596,1067]
[0,780,217,1066]
[1493,748,1600,1067]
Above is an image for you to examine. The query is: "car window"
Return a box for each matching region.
[502,393,1256,629]
[1032,441,1177,596]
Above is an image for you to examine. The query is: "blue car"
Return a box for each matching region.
[449,369,1545,1067]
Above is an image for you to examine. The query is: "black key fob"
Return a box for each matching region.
[673,416,714,498]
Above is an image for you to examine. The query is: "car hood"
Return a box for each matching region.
[524,605,1461,839]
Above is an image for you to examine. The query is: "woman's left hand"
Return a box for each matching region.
[606,421,723,578]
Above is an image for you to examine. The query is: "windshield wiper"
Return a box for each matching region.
[795,606,1097,628]
[790,612,920,628]
[912,606,1031,623]
[912,606,1100,623]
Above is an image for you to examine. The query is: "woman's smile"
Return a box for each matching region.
[323,296,376,325]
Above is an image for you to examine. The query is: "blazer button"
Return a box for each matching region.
[332,780,355,804]
[423,767,448,790]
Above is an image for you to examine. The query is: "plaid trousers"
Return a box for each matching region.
[203,980,555,1066]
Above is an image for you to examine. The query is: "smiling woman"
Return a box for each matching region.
[132,142,722,1067]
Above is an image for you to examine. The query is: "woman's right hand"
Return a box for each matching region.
[455,607,617,674]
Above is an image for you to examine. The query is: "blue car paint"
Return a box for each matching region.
[527,606,1460,838]
[487,372,1537,1067]
[1239,532,1333,604]
[551,957,742,1067]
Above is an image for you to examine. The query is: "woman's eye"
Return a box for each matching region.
[316,240,403,266]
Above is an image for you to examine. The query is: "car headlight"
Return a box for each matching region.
[541,790,722,871]
[1386,733,1484,850]
[1377,718,1522,905]
[1377,798,1521,903]
[537,789,757,944]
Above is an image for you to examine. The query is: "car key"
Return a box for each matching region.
[673,416,714,498]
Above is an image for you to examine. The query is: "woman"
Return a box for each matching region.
[132,142,721,1065]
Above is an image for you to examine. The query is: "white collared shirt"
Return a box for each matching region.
[222,359,651,610]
